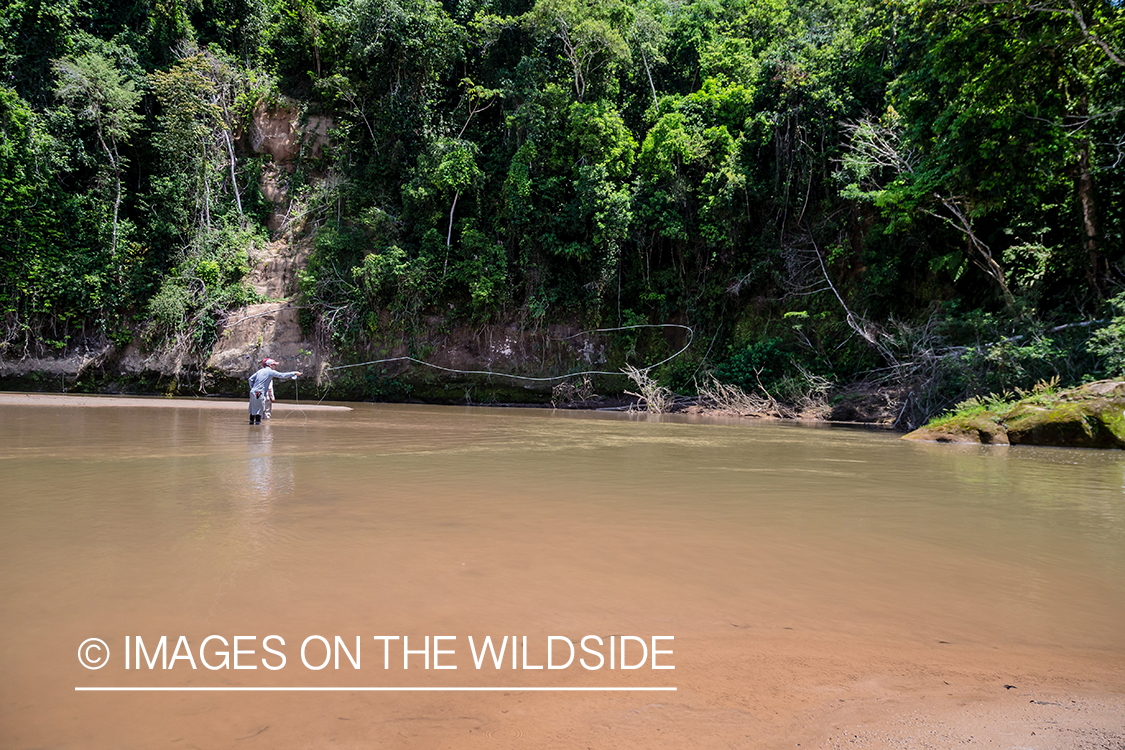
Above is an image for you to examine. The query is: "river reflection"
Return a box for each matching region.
[1,396,1123,749]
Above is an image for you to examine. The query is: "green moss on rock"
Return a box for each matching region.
[905,380,1125,449]
[902,414,1009,444]
[1004,401,1125,449]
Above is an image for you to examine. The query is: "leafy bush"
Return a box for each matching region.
[1089,293,1125,377]
[714,337,791,392]
[144,220,263,354]
[146,282,191,337]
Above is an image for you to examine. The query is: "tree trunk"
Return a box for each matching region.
[1074,97,1104,299]
[931,196,1016,309]
[1076,144,1105,299]
[204,176,212,232]
[224,127,244,220]
[96,128,120,261]
[640,48,657,106]
[443,191,460,278]
[446,191,459,248]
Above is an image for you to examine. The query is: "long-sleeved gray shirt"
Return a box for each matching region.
[248,366,298,414]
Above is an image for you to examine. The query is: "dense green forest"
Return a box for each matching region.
[2,0,1123,421]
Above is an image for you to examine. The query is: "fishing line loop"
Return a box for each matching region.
[311,324,694,405]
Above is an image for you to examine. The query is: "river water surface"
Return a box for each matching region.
[1,394,1124,748]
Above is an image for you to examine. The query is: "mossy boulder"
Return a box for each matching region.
[902,414,1009,445]
[905,380,1125,449]
[1003,386,1125,448]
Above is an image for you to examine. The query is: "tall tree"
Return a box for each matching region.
[52,52,143,262]
[854,0,1122,304]
[150,48,246,237]
[527,0,634,101]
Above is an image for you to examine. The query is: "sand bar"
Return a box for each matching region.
[0,392,351,410]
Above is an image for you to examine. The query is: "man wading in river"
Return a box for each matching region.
[248,358,301,425]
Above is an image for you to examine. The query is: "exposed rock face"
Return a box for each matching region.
[0,344,113,378]
[207,303,318,379]
[308,316,618,403]
[247,236,309,299]
[205,104,328,381]
[248,104,331,166]
[245,104,332,232]
[904,381,1125,449]
[205,233,318,381]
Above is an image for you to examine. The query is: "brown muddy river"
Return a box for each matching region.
[1,394,1124,749]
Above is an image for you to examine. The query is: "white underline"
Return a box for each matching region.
[75,686,676,692]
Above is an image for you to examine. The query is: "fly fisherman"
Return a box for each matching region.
[248,358,302,425]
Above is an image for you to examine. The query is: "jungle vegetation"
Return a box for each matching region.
[1,0,1123,422]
